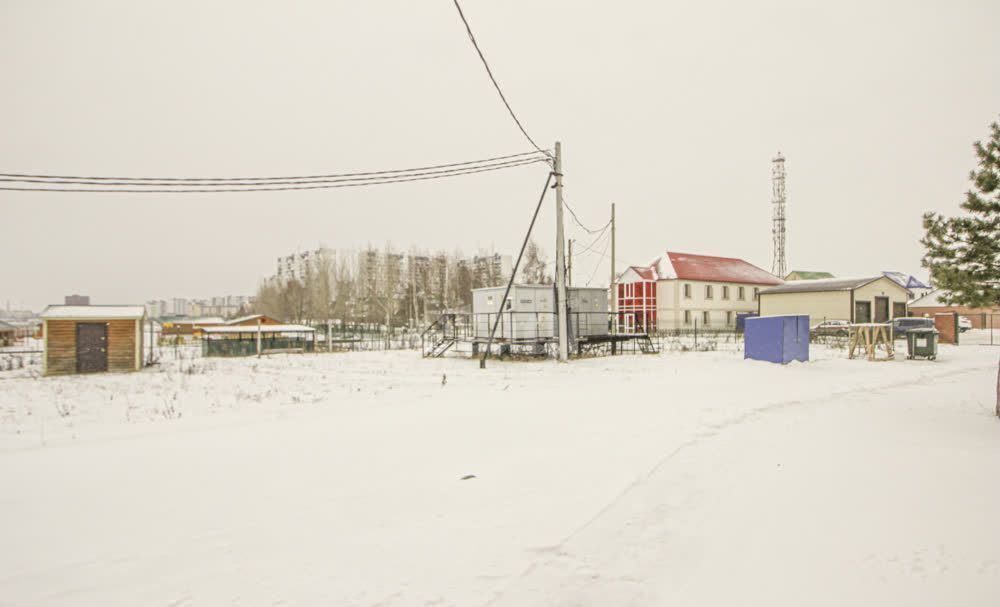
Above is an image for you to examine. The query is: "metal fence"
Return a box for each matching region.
[0,349,42,372]
[963,313,1000,346]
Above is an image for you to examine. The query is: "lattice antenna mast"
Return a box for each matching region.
[771,151,787,278]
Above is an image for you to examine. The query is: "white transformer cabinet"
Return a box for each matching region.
[472,284,608,340]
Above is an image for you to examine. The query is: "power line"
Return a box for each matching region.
[571,224,611,258]
[564,199,610,234]
[584,236,613,286]
[0,156,547,188]
[0,157,548,193]
[0,150,548,183]
[451,0,551,160]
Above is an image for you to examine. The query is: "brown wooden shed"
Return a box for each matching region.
[40,305,145,376]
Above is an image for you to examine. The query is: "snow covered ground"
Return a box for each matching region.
[1,344,998,605]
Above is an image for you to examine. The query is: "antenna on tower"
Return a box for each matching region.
[771,151,787,278]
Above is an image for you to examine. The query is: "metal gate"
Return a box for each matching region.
[76,323,108,373]
[971,313,1000,346]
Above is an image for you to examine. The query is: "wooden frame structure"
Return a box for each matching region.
[848,323,894,361]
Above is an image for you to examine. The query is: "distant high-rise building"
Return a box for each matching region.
[144,300,167,318]
[171,298,189,316]
[275,248,335,283]
[473,253,513,287]
[64,294,90,306]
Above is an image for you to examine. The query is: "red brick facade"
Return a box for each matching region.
[910,305,1000,329]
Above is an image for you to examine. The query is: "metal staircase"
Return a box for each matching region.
[421,314,458,358]
[637,335,659,354]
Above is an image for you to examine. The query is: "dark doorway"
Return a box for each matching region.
[892,302,906,319]
[855,301,872,324]
[76,323,108,373]
[874,297,890,323]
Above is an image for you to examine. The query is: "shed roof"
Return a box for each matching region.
[785,271,834,280]
[631,252,783,285]
[908,290,945,307]
[40,305,145,320]
[202,324,315,334]
[882,271,932,290]
[168,317,226,326]
[225,314,279,325]
[0,320,15,330]
[759,276,885,295]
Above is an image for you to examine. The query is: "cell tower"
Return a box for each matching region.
[771,151,787,278]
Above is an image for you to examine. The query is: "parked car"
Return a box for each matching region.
[892,317,934,339]
[812,319,850,337]
[958,316,972,332]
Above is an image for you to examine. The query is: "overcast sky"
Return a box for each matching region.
[2,0,998,311]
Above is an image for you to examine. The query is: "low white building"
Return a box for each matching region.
[758,276,911,325]
[472,284,608,340]
[617,251,783,332]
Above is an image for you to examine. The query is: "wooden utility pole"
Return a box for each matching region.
[567,239,573,287]
[256,317,262,358]
[554,142,569,362]
[610,203,616,334]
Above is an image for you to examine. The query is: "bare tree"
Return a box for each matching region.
[520,239,551,284]
[308,248,336,323]
[332,251,356,323]
[366,243,403,346]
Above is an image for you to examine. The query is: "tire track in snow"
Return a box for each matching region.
[482,361,993,606]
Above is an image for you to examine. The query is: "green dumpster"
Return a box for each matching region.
[906,327,938,360]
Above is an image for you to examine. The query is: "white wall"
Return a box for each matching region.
[657,279,766,330]
[759,290,851,325]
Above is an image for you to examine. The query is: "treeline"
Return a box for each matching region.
[253,242,550,327]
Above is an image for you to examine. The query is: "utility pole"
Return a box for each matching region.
[256,317,262,358]
[554,142,569,362]
[610,202,616,335]
[567,239,573,287]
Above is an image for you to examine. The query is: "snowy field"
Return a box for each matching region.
[1,344,999,605]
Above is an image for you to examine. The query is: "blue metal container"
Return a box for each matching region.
[744,315,809,364]
[735,313,758,333]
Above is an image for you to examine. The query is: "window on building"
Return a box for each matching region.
[702,311,710,325]
[753,287,760,300]
[738,286,745,300]
[722,286,730,300]
[684,310,691,325]
[683,284,692,299]
[726,311,733,325]
[705,285,713,299]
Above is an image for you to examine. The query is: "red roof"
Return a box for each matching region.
[627,266,656,281]
[627,252,783,286]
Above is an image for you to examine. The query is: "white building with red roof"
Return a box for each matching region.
[617,251,783,332]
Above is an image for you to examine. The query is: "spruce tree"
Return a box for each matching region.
[921,118,1000,307]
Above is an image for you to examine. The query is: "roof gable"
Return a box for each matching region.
[760,276,905,295]
[908,289,944,307]
[882,271,931,290]
[662,252,782,285]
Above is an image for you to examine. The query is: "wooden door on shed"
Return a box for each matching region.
[76,323,108,373]
[855,301,872,323]
[874,297,890,323]
[892,302,906,319]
